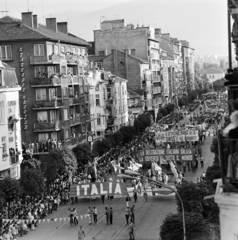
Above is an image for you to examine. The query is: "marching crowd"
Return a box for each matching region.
[0,99,222,240]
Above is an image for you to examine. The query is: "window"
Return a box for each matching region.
[97,113,101,125]
[0,101,5,124]
[36,89,47,100]
[47,66,56,77]
[51,132,57,140]
[131,49,136,56]
[34,44,45,56]
[63,108,68,120]
[38,133,49,141]
[72,47,76,54]
[66,46,71,53]
[0,45,12,60]
[96,62,102,69]
[65,129,70,139]
[61,46,65,53]
[34,66,46,78]
[62,87,68,98]
[50,110,56,123]
[61,66,66,74]
[77,48,81,56]
[2,136,6,155]
[37,111,47,122]
[96,94,100,106]
[54,45,59,55]
[49,88,56,100]
[47,44,53,56]
[82,48,86,55]
[99,51,105,56]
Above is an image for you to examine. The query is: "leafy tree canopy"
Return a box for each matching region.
[160,212,210,240]
[92,138,111,157]
[119,126,136,144]
[73,143,92,168]
[20,168,45,198]
[109,131,124,147]
[160,108,168,117]
[0,178,22,202]
[21,158,41,171]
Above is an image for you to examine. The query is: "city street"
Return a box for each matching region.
[21,110,215,240]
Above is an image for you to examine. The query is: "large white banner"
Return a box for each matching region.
[155,130,199,142]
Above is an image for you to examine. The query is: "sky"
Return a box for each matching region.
[0,0,229,57]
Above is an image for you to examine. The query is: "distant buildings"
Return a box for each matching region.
[0,61,22,179]
[203,68,224,83]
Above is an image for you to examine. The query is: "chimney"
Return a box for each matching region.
[57,22,68,34]
[22,12,33,28]
[46,18,57,32]
[33,15,38,28]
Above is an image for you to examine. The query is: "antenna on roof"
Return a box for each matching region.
[4,0,8,14]
[42,0,45,24]
[0,11,9,17]
[27,0,30,12]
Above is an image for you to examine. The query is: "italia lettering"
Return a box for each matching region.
[81,184,90,195]
[100,183,108,195]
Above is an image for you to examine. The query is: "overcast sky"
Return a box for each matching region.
[1,0,228,57]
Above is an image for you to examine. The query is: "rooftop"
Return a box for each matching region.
[203,68,224,74]
[0,15,89,46]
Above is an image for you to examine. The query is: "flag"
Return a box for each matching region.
[168,160,179,181]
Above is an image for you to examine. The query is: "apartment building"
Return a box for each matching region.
[87,70,107,141]
[0,61,22,179]
[93,20,161,117]
[0,13,90,151]
[103,72,128,134]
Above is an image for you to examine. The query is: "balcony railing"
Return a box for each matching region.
[31,77,61,86]
[34,121,62,132]
[9,155,19,165]
[69,97,83,105]
[153,76,161,83]
[70,116,81,126]
[218,132,238,193]
[30,54,61,65]
[33,100,63,109]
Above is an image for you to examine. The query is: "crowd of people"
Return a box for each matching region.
[0,96,224,240]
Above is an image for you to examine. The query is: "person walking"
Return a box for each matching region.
[126,194,131,207]
[109,207,113,224]
[93,206,97,224]
[101,195,105,204]
[200,157,204,168]
[78,226,85,240]
[130,205,135,223]
[125,206,130,224]
[88,206,93,225]
[182,161,186,173]
[129,221,135,240]
[105,207,109,224]
[133,187,138,203]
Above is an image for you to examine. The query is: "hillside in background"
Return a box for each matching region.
[43,0,227,55]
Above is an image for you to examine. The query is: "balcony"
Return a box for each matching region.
[31,77,61,87]
[153,76,161,83]
[70,115,81,126]
[33,100,63,110]
[69,97,83,105]
[9,155,19,165]
[34,121,62,132]
[30,54,61,65]
[107,118,115,127]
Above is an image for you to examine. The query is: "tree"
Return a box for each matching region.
[176,181,219,223]
[92,139,111,157]
[20,168,45,198]
[166,104,175,114]
[160,212,210,240]
[160,108,168,117]
[178,98,186,107]
[119,126,136,144]
[213,78,226,91]
[0,178,22,217]
[205,164,221,190]
[0,187,5,213]
[109,131,123,147]
[42,147,77,182]
[21,158,41,171]
[137,114,151,129]
[73,143,92,168]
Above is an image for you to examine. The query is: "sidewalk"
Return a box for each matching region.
[184,136,214,183]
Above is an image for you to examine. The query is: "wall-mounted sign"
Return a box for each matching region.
[87,135,93,142]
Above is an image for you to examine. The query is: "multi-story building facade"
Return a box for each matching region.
[92,49,153,113]
[93,20,161,117]
[87,69,107,141]
[103,72,128,134]
[0,13,90,151]
[0,61,22,179]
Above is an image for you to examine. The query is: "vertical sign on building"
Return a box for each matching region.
[19,48,27,129]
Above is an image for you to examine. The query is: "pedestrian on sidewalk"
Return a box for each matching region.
[133,187,138,203]
[125,206,130,224]
[130,205,135,223]
[126,194,131,207]
[200,157,204,168]
[105,207,109,224]
[109,207,113,224]
[93,206,97,224]
[129,221,135,240]
[78,226,85,240]
[88,206,93,225]
[182,162,186,173]
[101,195,105,204]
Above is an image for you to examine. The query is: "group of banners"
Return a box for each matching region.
[155,130,199,142]
[2,214,91,224]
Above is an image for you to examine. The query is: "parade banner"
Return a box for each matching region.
[155,130,199,142]
[139,148,193,163]
[70,182,128,198]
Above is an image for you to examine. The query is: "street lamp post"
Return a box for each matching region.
[123,170,186,240]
